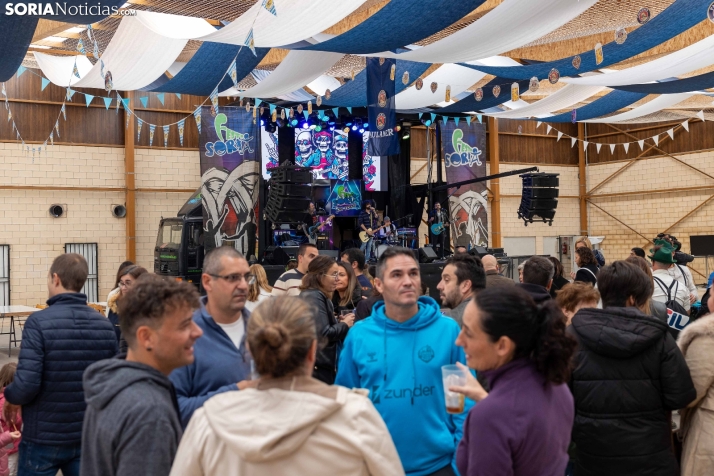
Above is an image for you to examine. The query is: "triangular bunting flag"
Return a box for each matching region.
[696,110,705,121]
[332,107,339,118]
[682,120,689,132]
[346,107,352,114]
[178,119,185,146]
[477,114,482,123]
[454,117,460,126]
[137,118,143,141]
[85,94,93,107]
[149,124,156,146]
[546,125,552,134]
[262,0,277,15]
[163,125,170,148]
[50,131,53,145]
[466,116,472,126]
[623,143,630,154]
[303,110,309,120]
[122,98,130,109]
[442,116,449,124]
[55,120,60,137]
[193,108,201,133]
[244,28,256,56]
[418,113,423,119]
[228,60,238,88]
[175,93,182,100]
[72,64,80,79]
[583,141,589,149]
[667,128,674,140]
[116,92,120,114]
[557,131,563,141]
[66,88,75,100]
[638,139,644,150]
[16,66,26,78]
[157,93,165,105]
[41,77,50,91]
[571,137,577,148]
[255,99,263,108]
[269,104,276,115]
[103,97,112,109]
[430,113,437,124]
[536,121,542,128]
[609,143,616,154]
[139,96,148,108]
[61,104,66,120]
[652,135,659,146]
[596,143,602,153]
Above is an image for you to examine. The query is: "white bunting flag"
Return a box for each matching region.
[623,143,630,154]
[557,131,563,141]
[546,125,552,134]
[536,121,542,128]
[666,128,674,140]
[696,110,705,121]
[609,143,616,154]
[638,139,644,150]
[571,137,577,148]
[596,143,602,153]
[682,120,689,132]
[653,135,659,146]
[583,141,589,149]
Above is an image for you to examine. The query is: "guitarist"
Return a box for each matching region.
[301,201,318,242]
[358,200,379,262]
[428,201,450,259]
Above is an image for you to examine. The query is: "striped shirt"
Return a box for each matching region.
[271,270,305,297]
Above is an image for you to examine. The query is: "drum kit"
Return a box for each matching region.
[374,227,418,258]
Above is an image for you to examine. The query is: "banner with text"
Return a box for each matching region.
[367,57,399,157]
[441,121,488,247]
[200,106,260,256]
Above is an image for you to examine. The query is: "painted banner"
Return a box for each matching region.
[367,57,399,157]
[199,106,260,256]
[294,128,349,180]
[441,121,488,247]
[260,125,279,179]
[363,131,387,192]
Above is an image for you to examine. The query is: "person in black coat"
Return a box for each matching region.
[572,246,598,286]
[568,261,696,476]
[299,256,354,384]
[3,254,118,476]
[106,265,148,353]
[548,256,570,298]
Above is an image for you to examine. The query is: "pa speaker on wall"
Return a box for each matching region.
[111,204,127,218]
[348,130,363,181]
[49,204,66,218]
[518,173,559,226]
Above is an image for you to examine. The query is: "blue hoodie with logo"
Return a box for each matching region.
[335,296,473,476]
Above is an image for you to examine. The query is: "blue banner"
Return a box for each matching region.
[441,121,488,247]
[199,106,260,256]
[367,57,400,157]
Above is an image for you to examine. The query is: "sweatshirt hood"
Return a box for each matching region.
[371,296,442,330]
[202,377,344,463]
[84,358,173,410]
[572,307,669,358]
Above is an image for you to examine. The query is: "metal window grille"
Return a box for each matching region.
[64,243,98,302]
[0,245,9,306]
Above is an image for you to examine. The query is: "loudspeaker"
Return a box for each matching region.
[278,126,295,166]
[518,173,559,226]
[49,204,66,218]
[262,246,290,266]
[282,246,300,259]
[318,250,339,259]
[111,204,127,218]
[418,246,437,263]
[348,130,363,180]
[469,246,488,257]
[690,235,714,256]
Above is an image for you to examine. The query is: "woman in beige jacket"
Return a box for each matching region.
[678,292,714,476]
[169,296,404,476]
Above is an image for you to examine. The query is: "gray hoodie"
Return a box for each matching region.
[80,358,182,476]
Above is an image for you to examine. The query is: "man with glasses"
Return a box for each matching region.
[272,243,319,297]
[169,247,256,428]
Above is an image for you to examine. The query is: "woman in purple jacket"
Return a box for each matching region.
[451,286,577,476]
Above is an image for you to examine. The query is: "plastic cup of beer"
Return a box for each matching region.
[441,364,467,414]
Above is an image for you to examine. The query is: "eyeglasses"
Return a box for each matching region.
[322,273,340,280]
[209,273,256,285]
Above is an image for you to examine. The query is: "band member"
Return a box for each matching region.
[377,216,397,242]
[428,201,450,259]
[358,200,379,262]
[301,202,317,243]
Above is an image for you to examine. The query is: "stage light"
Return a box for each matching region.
[346,121,353,126]
[315,125,322,132]
[290,118,299,126]
[363,123,369,129]
[260,119,265,126]
[402,133,410,140]
[352,125,358,131]
[395,125,401,132]
[309,124,317,130]
[329,126,335,131]
[302,122,309,129]
[425,120,432,126]
[358,128,364,133]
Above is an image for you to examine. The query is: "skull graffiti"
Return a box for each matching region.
[295,130,313,165]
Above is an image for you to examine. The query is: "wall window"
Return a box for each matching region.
[64,243,98,302]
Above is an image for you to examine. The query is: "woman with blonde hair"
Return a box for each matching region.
[332,262,361,315]
[169,296,404,476]
[245,264,273,312]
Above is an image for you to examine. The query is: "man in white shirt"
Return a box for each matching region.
[650,244,690,312]
[657,234,698,305]
[272,243,318,296]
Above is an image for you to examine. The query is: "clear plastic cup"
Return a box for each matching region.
[441,364,467,414]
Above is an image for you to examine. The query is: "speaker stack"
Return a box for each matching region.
[517,173,559,226]
[264,166,313,225]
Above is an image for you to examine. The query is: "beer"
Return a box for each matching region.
[446,393,465,414]
[442,364,467,414]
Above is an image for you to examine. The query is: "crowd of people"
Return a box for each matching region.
[0,233,711,476]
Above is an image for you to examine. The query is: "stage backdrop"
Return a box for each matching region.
[199,106,260,256]
[294,128,349,180]
[440,121,488,247]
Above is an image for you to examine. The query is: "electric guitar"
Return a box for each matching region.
[431,222,449,236]
[308,215,335,241]
[359,223,390,243]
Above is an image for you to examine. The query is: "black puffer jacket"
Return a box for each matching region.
[300,289,349,385]
[569,307,696,476]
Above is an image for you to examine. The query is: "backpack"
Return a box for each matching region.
[653,276,690,338]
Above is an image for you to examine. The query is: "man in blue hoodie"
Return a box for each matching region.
[169,247,255,427]
[336,247,473,476]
